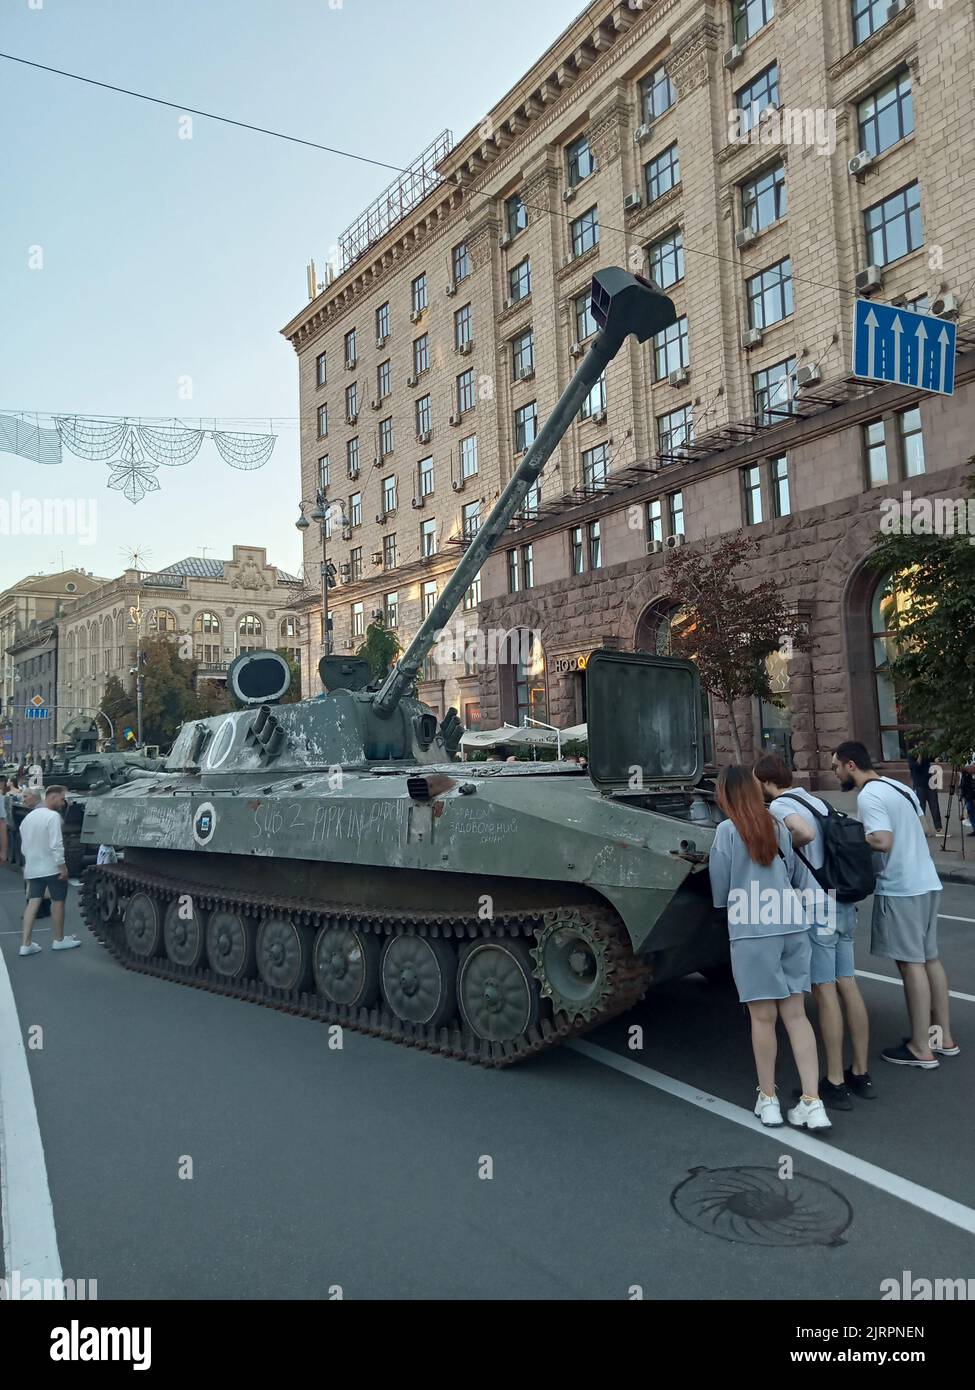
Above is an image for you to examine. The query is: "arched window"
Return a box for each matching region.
[102,616,113,670]
[66,629,75,684]
[872,571,916,761]
[146,608,178,636]
[499,628,547,727]
[194,612,222,664]
[635,601,716,765]
[116,612,125,668]
[238,613,264,652]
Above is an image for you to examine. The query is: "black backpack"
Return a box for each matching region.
[774,791,877,904]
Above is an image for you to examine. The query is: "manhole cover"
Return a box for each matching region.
[671,1166,852,1247]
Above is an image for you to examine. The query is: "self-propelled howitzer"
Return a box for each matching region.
[80,268,729,1066]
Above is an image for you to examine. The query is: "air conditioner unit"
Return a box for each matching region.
[932,293,960,319]
[499,233,511,249]
[634,122,653,144]
[741,327,764,349]
[593,410,607,424]
[345,357,356,370]
[411,496,425,509]
[339,563,351,577]
[724,44,744,70]
[569,342,583,358]
[796,364,821,387]
[410,308,423,323]
[623,191,642,212]
[458,340,474,355]
[417,430,432,444]
[561,255,573,268]
[449,412,461,426]
[375,512,387,525]
[503,297,514,311]
[848,150,873,177]
[665,532,685,549]
[372,609,383,622]
[375,335,388,349]
[855,265,883,294]
[341,527,353,541]
[562,187,576,203]
[735,226,757,249]
[346,412,358,425]
[888,0,907,16]
[370,398,381,410]
[451,479,465,493]
[406,373,418,387]
[445,282,457,297]
[648,539,664,555]
[668,366,690,387]
[372,552,383,565]
[516,367,535,382]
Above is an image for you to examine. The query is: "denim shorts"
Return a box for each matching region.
[730,930,811,1003]
[809,902,858,986]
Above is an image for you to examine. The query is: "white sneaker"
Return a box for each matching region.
[19,943,42,957]
[788,1097,832,1131]
[754,1091,783,1127]
[51,936,81,951]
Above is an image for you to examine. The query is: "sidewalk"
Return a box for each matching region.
[818,789,975,888]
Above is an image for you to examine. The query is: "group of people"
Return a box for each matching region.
[0,781,83,955]
[709,742,955,1133]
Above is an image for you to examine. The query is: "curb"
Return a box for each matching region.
[940,868,975,887]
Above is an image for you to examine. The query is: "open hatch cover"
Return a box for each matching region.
[585,649,703,792]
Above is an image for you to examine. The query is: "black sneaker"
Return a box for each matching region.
[819,1077,854,1111]
[881,1043,939,1069]
[844,1067,878,1099]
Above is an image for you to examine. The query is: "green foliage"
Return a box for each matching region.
[100,637,235,751]
[274,647,302,704]
[356,619,401,681]
[868,468,975,766]
[99,675,136,748]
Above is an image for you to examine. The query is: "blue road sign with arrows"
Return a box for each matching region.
[853,299,956,396]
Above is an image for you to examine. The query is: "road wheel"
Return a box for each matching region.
[457,940,540,1042]
[313,923,380,1007]
[206,909,255,982]
[381,933,456,1027]
[124,891,165,959]
[256,916,312,993]
[164,896,207,969]
[95,874,120,923]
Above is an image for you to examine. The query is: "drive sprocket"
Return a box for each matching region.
[530,909,616,1023]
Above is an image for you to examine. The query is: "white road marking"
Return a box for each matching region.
[940,914,975,924]
[570,1039,975,1236]
[0,945,64,1293]
[855,968,975,1004]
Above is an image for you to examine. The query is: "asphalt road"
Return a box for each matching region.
[2,870,973,1301]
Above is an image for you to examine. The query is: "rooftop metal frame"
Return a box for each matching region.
[337,131,454,272]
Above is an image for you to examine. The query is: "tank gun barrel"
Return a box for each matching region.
[373,267,676,718]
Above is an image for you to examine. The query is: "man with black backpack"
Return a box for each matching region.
[755,754,874,1108]
[832,742,956,1069]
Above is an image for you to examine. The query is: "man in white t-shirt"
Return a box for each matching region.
[19,785,82,956]
[755,754,873,1109]
[833,742,955,1069]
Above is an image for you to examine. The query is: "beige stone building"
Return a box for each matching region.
[283,0,975,780]
[56,547,304,743]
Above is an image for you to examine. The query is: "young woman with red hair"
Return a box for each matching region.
[709,765,829,1130]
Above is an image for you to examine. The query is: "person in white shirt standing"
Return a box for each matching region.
[832,742,955,1068]
[18,785,82,956]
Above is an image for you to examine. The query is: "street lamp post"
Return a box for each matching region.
[296,488,339,659]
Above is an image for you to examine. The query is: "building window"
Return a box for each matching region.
[653,316,690,380]
[419,456,434,496]
[735,64,779,135]
[853,0,894,45]
[505,630,547,728]
[384,592,399,628]
[413,334,429,375]
[382,475,397,512]
[669,489,685,536]
[858,71,913,158]
[415,395,431,436]
[147,608,178,635]
[323,511,332,540]
[464,576,481,609]
[193,611,221,664]
[507,549,521,593]
[421,580,438,618]
[746,259,793,328]
[377,359,391,399]
[318,454,330,491]
[521,480,541,520]
[383,533,397,569]
[899,407,925,476]
[317,403,328,438]
[770,455,790,517]
[238,613,264,651]
[352,602,364,638]
[460,434,478,478]
[580,375,607,419]
[743,465,764,524]
[505,192,527,239]
[582,443,609,490]
[588,521,602,570]
[574,291,596,342]
[379,417,394,457]
[567,134,595,187]
[454,303,473,349]
[350,547,363,581]
[571,206,599,257]
[509,258,531,303]
[640,63,676,122]
[656,405,694,454]
[344,329,357,368]
[645,144,680,203]
[346,436,360,476]
[457,369,475,413]
[521,544,534,589]
[350,491,362,527]
[752,357,797,425]
[316,351,327,387]
[741,162,787,232]
[647,499,664,545]
[733,0,775,45]
[345,383,358,421]
[871,571,914,759]
[571,526,584,574]
[421,518,437,556]
[462,500,481,538]
[452,242,470,282]
[864,182,923,266]
[376,301,390,340]
[411,274,427,314]
[647,229,684,290]
[512,328,534,379]
[863,418,888,486]
[514,402,538,452]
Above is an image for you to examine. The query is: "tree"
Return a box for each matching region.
[274,648,302,704]
[356,619,401,681]
[99,675,136,748]
[868,468,975,766]
[662,533,810,764]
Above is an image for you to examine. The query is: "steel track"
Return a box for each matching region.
[80,863,651,1068]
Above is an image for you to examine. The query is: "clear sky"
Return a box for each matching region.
[0,0,579,590]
